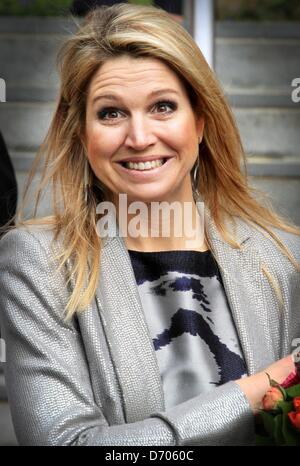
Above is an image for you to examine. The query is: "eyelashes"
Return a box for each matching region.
[97,100,177,121]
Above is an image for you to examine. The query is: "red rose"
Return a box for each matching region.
[288,411,300,431]
[293,396,300,413]
[262,387,284,411]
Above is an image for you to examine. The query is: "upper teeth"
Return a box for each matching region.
[124,159,165,170]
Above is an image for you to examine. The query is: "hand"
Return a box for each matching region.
[235,354,295,413]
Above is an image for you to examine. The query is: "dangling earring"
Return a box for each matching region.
[192,157,200,198]
[83,158,90,204]
[84,158,107,203]
[192,137,201,199]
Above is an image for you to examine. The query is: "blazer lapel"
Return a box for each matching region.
[94,231,165,423]
[205,209,280,375]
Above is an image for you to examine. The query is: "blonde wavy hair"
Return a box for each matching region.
[5,3,300,320]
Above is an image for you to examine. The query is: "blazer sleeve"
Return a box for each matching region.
[0,228,254,446]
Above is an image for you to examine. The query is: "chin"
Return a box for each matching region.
[126,190,173,203]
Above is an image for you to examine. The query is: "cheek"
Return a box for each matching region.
[168,117,198,154]
[86,124,118,163]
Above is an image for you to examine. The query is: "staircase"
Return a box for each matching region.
[215,21,300,224]
[0,16,299,445]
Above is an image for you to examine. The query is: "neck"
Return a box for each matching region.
[113,187,208,252]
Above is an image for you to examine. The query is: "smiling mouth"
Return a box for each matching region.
[119,158,168,170]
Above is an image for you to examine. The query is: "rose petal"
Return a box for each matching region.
[293,397,300,413]
[288,411,300,431]
[281,372,300,388]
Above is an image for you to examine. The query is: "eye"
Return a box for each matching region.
[97,107,123,121]
[153,100,177,114]
[96,100,177,122]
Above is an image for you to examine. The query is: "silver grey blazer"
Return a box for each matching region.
[0,209,300,446]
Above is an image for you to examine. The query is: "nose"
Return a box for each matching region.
[124,114,156,150]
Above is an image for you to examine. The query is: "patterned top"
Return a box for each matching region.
[127,249,247,409]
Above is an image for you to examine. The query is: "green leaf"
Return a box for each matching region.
[277,400,294,414]
[274,414,285,445]
[255,434,276,446]
[265,372,280,387]
[285,384,300,398]
[265,373,287,399]
[259,410,275,437]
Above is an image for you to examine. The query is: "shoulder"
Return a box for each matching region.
[207,209,300,266]
[236,220,300,284]
[0,224,74,331]
[249,223,300,263]
[0,223,63,267]
[270,227,300,263]
[0,224,66,289]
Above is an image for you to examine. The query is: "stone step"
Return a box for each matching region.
[0,102,55,150]
[246,155,300,177]
[216,21,300,39]
[1,103,299,156]
[0,34,62,95]
[233,107,300,157]
[0,19,299,106]
[215,22,300,103]
[250,176,300,228]
[215,37,300,99]
[0,16,78,35]
[3,18,297,40]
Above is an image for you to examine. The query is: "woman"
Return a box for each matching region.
[0,4,299,446]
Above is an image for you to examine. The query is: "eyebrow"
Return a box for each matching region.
[92,88,179,105]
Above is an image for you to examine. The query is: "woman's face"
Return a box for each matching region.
[85,55,204,204]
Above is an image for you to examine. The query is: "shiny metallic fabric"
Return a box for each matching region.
[0,207,299,445]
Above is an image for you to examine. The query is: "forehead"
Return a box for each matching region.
[87,55,187,98]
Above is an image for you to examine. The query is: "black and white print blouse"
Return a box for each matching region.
[128,248,247,409]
